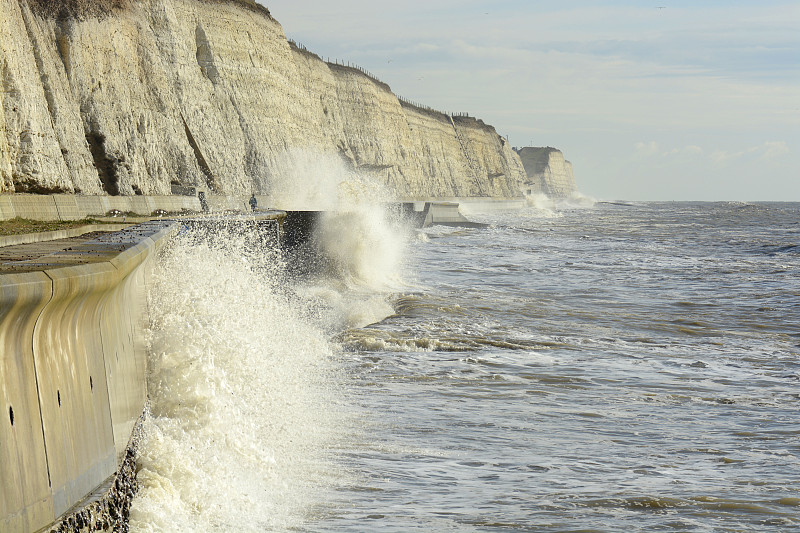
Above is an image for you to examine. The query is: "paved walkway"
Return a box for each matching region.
[0,221,175,274]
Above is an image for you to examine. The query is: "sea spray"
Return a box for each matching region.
[129,227,348,532]
[269,149,414,328]
[130,151,416,529]
[314,208,408,291]
[561,191,597,208]
[268,149,389,211]
[292,205,409,331]
[521,191,596,215]
[524,192,559,214]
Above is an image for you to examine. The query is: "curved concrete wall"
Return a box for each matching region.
[0,222,175,533]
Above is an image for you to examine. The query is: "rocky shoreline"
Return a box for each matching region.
[45,408,144,532]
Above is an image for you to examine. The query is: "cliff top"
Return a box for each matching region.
[25,0,272,20]
[515,147,564,175]
[514,146,561,156]
[326,61,393,93]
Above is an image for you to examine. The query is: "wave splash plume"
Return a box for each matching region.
[130,151,414,530]
[271,149,413,328]
[130,228,346,532]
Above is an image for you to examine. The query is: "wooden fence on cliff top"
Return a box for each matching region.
[288,39,471,119]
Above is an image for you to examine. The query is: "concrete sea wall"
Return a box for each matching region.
[0,222,175,532]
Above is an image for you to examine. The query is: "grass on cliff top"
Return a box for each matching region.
[0,217,110,236]
[26,0,271,20]
[26,0,130,19]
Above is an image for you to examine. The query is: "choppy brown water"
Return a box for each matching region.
[319,201,800,532]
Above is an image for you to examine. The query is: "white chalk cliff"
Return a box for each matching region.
[514,147,578,198]
[0,0,528,199]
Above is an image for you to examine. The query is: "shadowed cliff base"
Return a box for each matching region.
[11,178,70,195]
[85,131,121,195]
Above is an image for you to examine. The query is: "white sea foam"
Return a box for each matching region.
[525,192,558,213]
[314,207,408,291]
[517,191,597,219]
[129,230,348,532]
[131,152,413,530]
[269,148,413,326]
[267,149,389,211]
[269,149,411,291]
[561,191,597,208]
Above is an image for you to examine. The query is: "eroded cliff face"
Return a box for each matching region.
[0,0,526,199]
[515,146,577,198]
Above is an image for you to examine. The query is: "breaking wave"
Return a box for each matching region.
[129,229,347,532]
[130,151,416,531]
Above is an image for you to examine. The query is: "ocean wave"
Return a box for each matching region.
[130,230,348,532]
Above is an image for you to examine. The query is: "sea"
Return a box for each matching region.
[128,198,800,533]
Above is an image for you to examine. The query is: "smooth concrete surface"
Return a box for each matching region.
[1,196,62,222]
[396,198,526,226]
[424,203,467,225]
[449,197,527,212]
[0,272,55,533]
[422,202,493,227]
[0,194,201,221]
[401,197,527,211]
[33,263,120,519]
[0,221,176,533]
[52,197,82,222]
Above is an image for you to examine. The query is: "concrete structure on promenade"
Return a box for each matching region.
[0,193,275,221]
[0,209,308,532]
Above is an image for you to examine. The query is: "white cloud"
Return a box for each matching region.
[635,143,703,158]
[632,141,793,167]
[710,142,790,165]
[710,149,743,164]
[635,141,659,156]
[663,145,704,157]
[684,145,704,155]
[762,141,790,159]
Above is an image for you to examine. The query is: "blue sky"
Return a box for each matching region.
[260,1,799,201]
